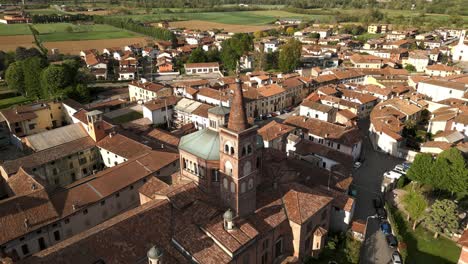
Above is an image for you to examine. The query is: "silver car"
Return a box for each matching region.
[391,251,402,264]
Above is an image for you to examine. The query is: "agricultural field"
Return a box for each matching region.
[0,35,150,54]
[168,20,275,33]
[0,23,140,41]
[115,10,331,24]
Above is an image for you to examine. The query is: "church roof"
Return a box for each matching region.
[179,129,220,160]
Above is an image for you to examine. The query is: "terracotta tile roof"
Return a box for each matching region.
[0,106,39,123]
[62,99,85,111]
[174,223,231,263]
[248,189,287,234]
[421,79,467,91]
[421,141,453,150]
[130,81,171,93]
[51,151,178,218]
[26,200,186,264]
[285,116,362,146]
[191,103,213,118]
[143,96,180,111]
[1,137,96,176]
[337,109,357,120]
[282,183,333,224]
[146,128,181,148]
[301,101,334,113]
[203,214,259,255]
[185,62,219,68]
[198,87,229,101]
[458,229,468,247]
[293,139,354,168]
[97,133,152,159]
[0,189,59,245]
[426,64,459,72]
[257,83,286,97]
[281,77,304,90]
[350,54,383,64]
[318,85,338,95]
[138,177,169,199]
[454,113,468,125]
[258,120,295,142]
[6,168,46,196]
[351,220,366,234]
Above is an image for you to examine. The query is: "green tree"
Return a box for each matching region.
[310,32,320,39]
[436,148,468,198]
[424,199,459,238]
[253,50,267,71]
[278,39,302,73]
[253,31,263,39]
[286,27,295,35]
[407,153,434,184]
[40,65,71,98]
[5,62,25,95]
[187,47,207,63]
[65,25,74,33]
[206,48,220,62]
[404,64,416,72]
[22,57,47,99]
[402,186,428,230]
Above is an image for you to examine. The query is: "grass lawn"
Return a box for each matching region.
[116,10,331,24]
[0,23,139,41]
[111,111,143,124]
[0,96,31,109]
[389,206,461,264]
[27,9,66,15]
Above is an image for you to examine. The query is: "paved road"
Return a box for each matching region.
[352,119,403,264]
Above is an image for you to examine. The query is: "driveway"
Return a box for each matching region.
[352,119,403,264]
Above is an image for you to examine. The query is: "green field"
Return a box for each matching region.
[115,10,331,24]
[0,23,140,41]
[111,111,143,124]
[0,96,31,109]
[390,206,461,264]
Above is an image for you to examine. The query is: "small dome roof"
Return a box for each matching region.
[147,246,163,259]
[223,209,234,221]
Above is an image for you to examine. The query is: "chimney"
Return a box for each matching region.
[72,204,77,211]
[24,219,29,229]
[31,183,36,190]
[223,209,234,231]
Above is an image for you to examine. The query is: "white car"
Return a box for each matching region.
[353,161,362,169]
[384,170,403,179]
[394,164,406,174]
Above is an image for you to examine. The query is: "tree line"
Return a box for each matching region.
[4,47,93,103]
[93,16,176,42]
[31,14,94,24]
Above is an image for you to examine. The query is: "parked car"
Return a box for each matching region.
[266,113,272,118]
[394,164,406,174]
[373,198,383,209]
[377,207,387,219]
[391,251,402,264]
[386,234,398,248]
[380,221,392,235]
[384,170,403,179]
[353,161,362,169]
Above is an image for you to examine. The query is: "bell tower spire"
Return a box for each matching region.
[218,61,258,218]
[227,63,249,132]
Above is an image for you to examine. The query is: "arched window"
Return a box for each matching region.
[247,144,252,154]
[225,141,235,155]
[230,182,235,193]
[224,161,233,176]
[243,161,252,176]
[223,178,228,189]
[241,182,246,193]
[248,178,254,190]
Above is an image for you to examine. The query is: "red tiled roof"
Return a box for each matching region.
[258,120,295,142]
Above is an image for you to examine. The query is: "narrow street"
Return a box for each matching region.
[353,119,404,264]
